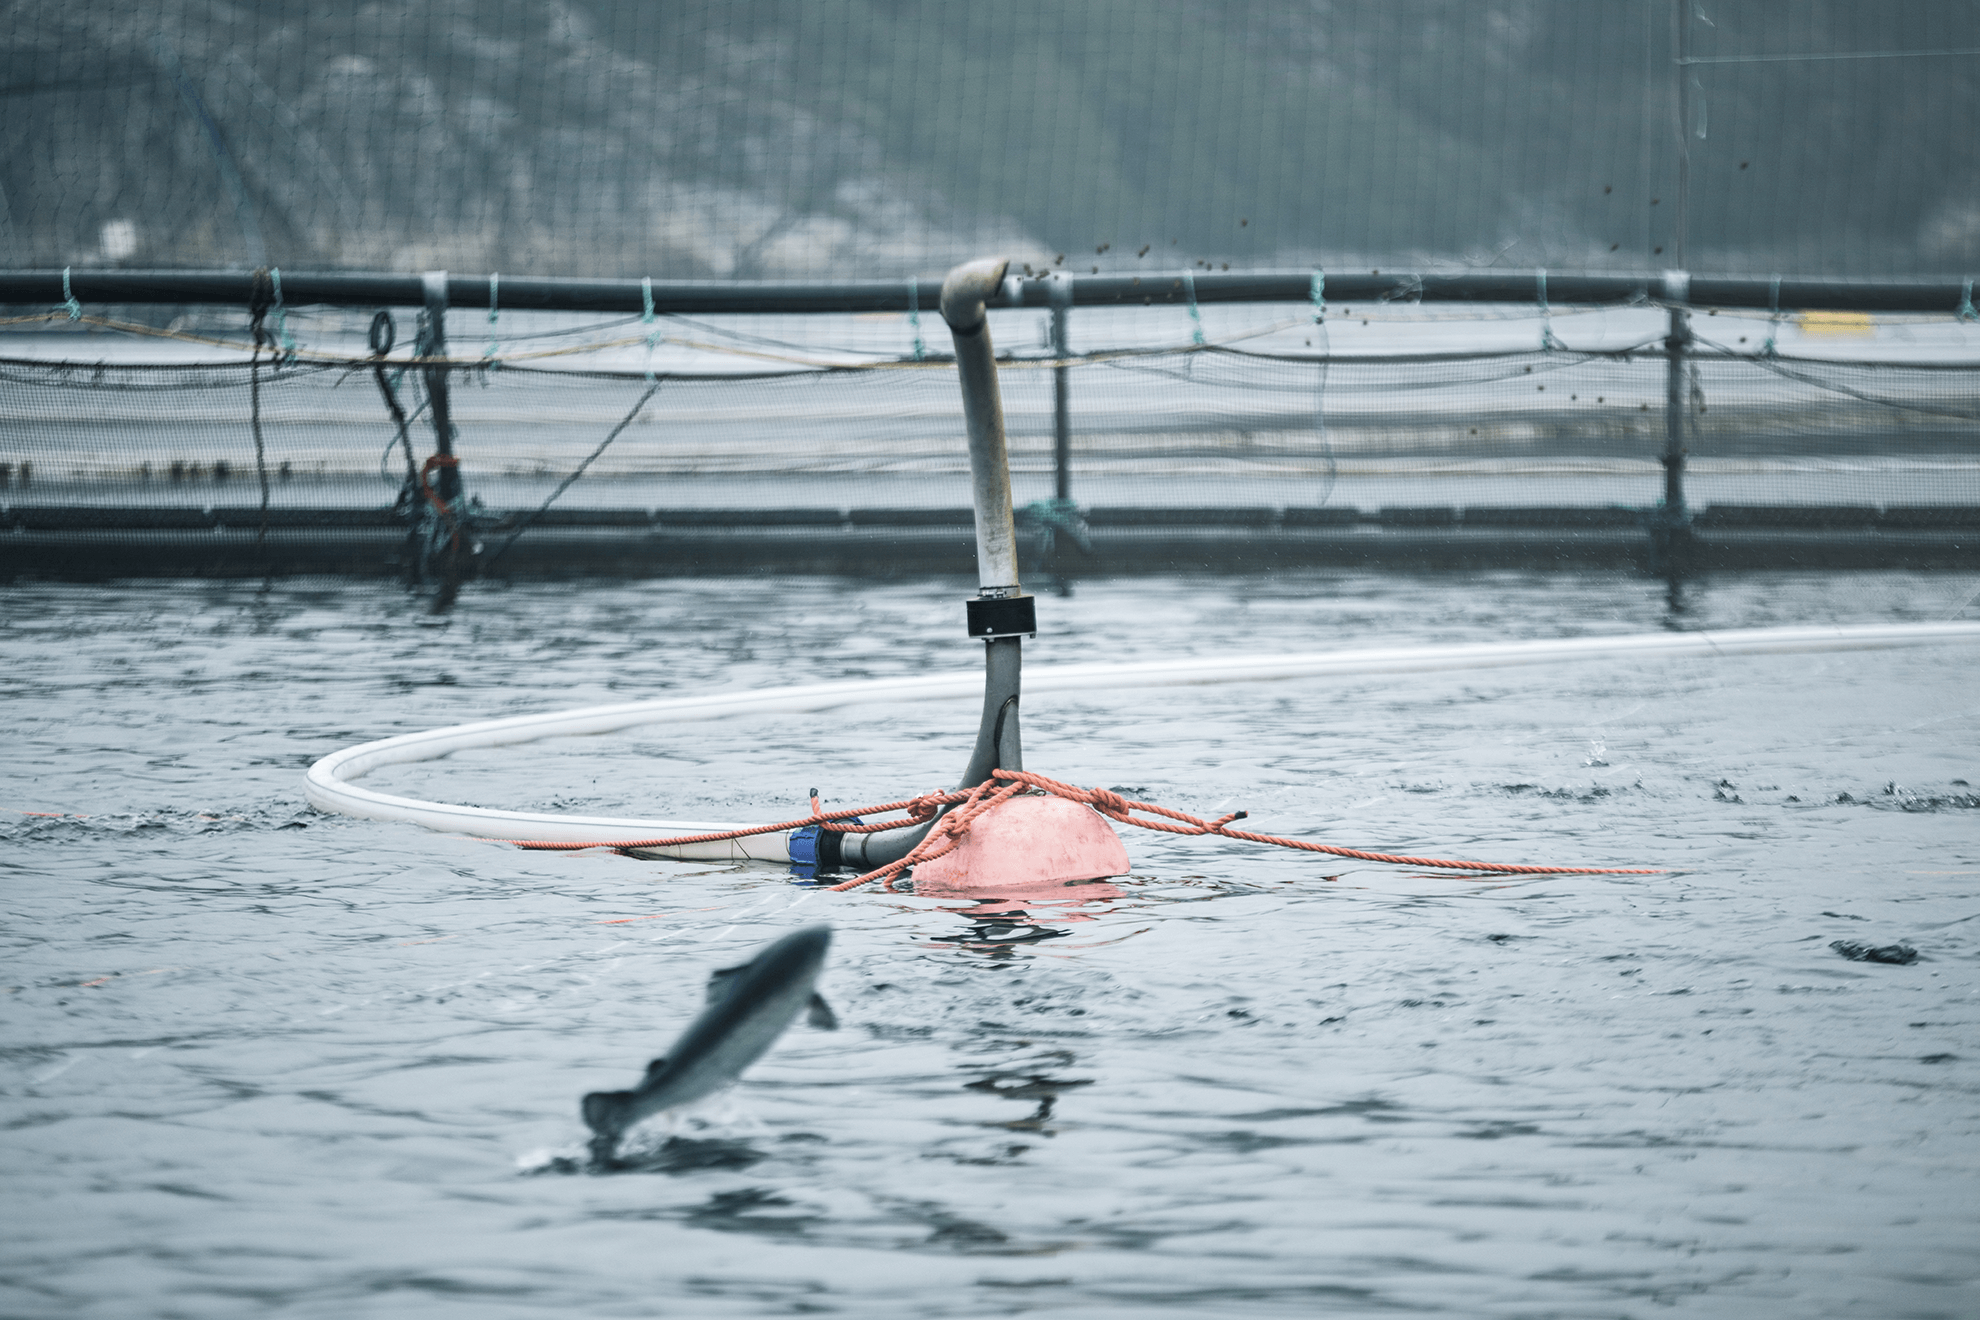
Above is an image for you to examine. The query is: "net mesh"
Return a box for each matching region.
[4,1,1979,278]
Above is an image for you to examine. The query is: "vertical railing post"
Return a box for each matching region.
[1655,269,1693,574]
[420,271,461,504]
[1662,276,1689,516]
[1050,275,1072,503]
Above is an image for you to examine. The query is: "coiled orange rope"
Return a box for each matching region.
[505,770,1658,891]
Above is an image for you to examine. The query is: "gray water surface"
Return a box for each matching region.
[4,572,1978,1318]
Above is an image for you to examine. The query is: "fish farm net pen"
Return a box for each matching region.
[2,266,1978,582]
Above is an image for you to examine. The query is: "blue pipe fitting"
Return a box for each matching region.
[787,824,822,881]
[788,818,858,883]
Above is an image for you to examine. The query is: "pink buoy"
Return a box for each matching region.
[910,792,1130,897]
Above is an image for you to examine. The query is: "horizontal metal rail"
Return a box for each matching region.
[2,268,1976,316]
[6,504,1976,533]
[4,514,1973,579]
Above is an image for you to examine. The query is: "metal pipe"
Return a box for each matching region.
[940,257,1020,593]
[957,637,1023,789]
[10,268,1975,316]
[842,257,1031,872]
[941,256,1030,799]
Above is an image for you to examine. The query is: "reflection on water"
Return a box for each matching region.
[930,914,1074,950]
[966,1069,1093,1137]
[531,1134,773,1178]
[1664,568,1690,619]
[4,571,1979,1317]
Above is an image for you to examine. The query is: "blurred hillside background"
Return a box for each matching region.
[2,0,1977,278]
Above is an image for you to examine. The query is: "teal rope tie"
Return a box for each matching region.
[1960,278,1977,323]
[1309,269,1324,324]
[269,267,297,363]
[641,277,658,382]
[1762,274,1782,356]
[1537,269,1560,351]
[1018,498,1084,531]
[1017,498,1091,554]
[1183,269,1205,346]
[61,267,81,321]
[486,272,500,364]
[907,279,925,361]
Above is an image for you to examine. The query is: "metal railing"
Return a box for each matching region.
[4,267,1975,314]
[4,266,1977,580]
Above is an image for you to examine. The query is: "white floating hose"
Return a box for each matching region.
[304,622,1980,861]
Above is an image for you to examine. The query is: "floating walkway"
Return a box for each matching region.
[7,502,1976,577]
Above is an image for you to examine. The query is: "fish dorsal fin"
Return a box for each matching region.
[807,993,838,1031]
[643,1056,668,1079]
[704,964,746,1005]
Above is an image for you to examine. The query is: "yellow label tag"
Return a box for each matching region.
[1796,310,1875,337]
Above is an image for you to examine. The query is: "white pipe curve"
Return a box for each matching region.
[304,622,1980,861]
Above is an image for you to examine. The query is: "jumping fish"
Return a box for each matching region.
[581,926,835,1152]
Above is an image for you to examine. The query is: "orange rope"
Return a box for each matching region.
[825,776,1031,892]
[500,771,1658,888]
[971,770,1661,880]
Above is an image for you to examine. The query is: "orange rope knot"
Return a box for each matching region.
[1083,786,1133,816]
[817,789,952,833]
[419,454,458,501]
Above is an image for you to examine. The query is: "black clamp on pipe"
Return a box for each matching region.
[966,593,1036,639]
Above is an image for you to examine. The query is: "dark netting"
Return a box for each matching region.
[4,2,1979,278]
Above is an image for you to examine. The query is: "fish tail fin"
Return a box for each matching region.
[581,1089,633,1137]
